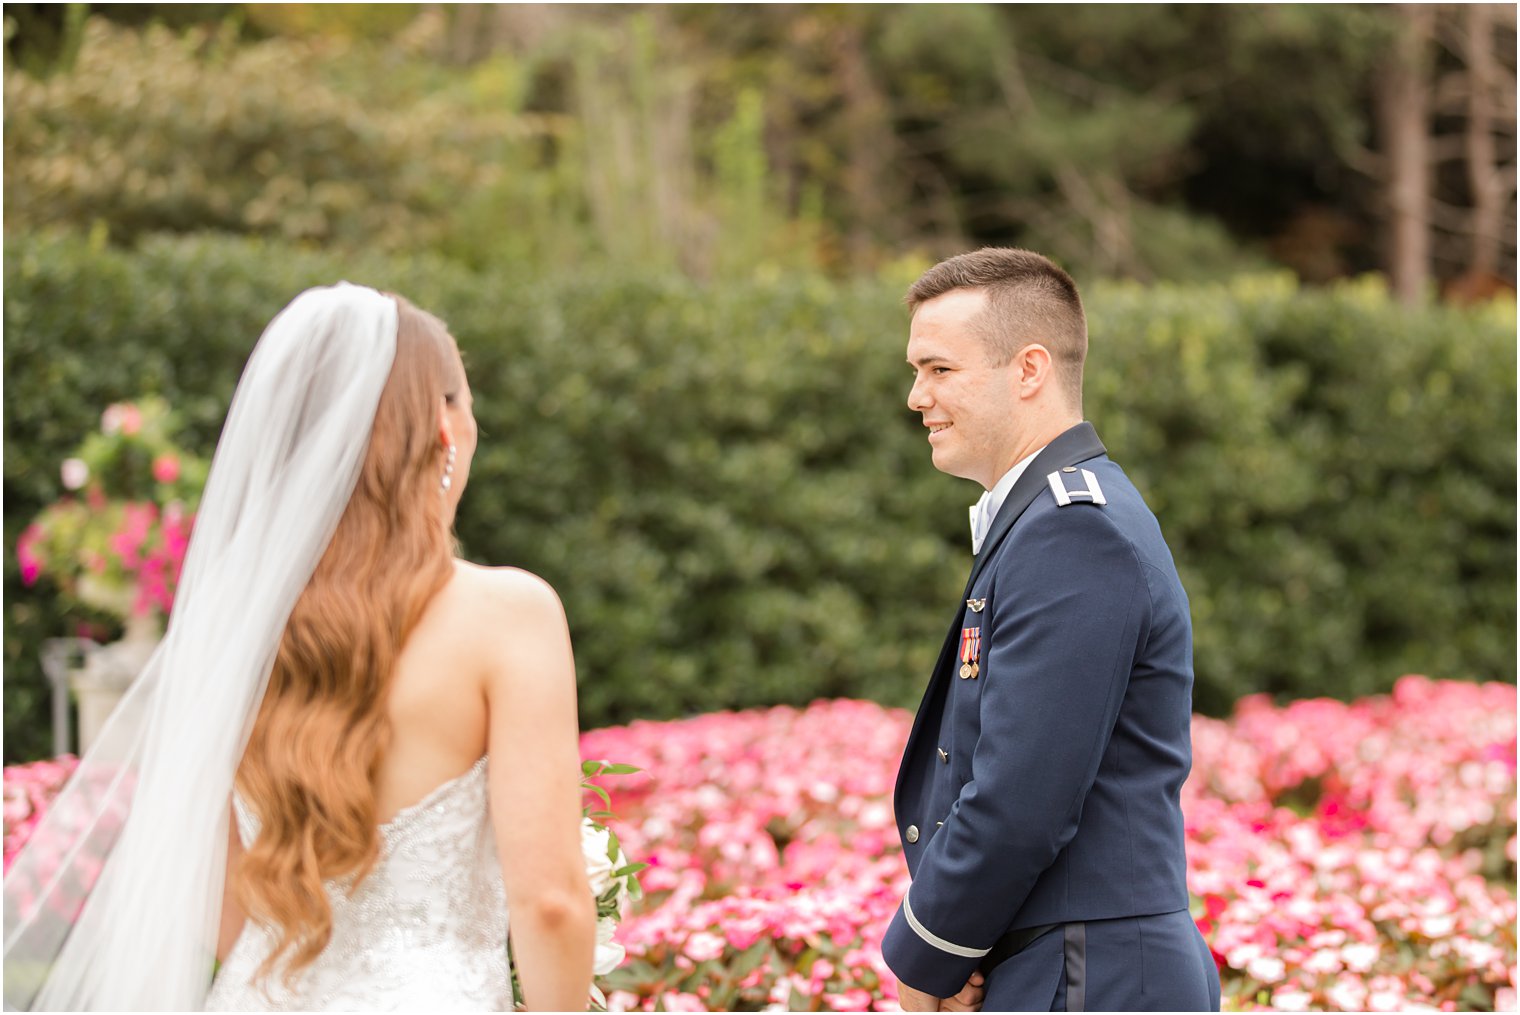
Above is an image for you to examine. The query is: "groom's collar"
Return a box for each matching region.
[962,421,1107,592]
[970,448,1042,555]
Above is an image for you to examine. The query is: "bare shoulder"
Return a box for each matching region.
[440,560,573,684]
[449,558,566,621]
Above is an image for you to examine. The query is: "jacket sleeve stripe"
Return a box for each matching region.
[902,892,991,958]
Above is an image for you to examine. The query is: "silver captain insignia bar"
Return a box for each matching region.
[1047,468,1106,507]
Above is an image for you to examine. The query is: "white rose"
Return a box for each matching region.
[592,915,624,975]
[581,818,615,896]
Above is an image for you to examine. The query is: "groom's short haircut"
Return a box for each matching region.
[906,247,1088,410]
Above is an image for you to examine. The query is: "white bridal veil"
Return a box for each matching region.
[3,283,399,1010]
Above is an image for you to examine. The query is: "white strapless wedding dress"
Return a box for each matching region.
[206,756,511,1011]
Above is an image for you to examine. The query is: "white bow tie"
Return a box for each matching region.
[969,492,996,555]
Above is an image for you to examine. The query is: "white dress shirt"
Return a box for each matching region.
[969,446,1047,555]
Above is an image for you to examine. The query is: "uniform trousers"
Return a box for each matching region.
[980,910,1220,1012]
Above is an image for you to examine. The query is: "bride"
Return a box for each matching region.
[4,284,596,1010]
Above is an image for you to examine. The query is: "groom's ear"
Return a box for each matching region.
[1014,343,1054,399]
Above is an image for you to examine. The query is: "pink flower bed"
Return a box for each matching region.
[5,678,1514,1011]
[578,678,1515,1012]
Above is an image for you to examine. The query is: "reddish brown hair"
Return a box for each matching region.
[233,295,461,985]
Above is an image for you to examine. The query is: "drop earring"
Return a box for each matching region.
[441,443,457,493]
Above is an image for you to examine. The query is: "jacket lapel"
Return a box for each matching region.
[894,422,1108,813]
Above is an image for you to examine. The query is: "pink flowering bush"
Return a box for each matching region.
[3,755,136,929]
[17,397,205,625]
[1187,678,1516,1011]
[579,679,1514,1012]
[580,700,909,1011]
[3,756,78,874]
[6,678,1514,1011]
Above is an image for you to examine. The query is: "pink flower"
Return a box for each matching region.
[604,991,642,1013]
[16,525,44,586]
[101,403,143,436]
[1271,986,1313,1010]
[684,931,725,963]
[827,988,873,1011]
[1326,978,1368,1010]
[724,914,766,951]
[1246,954,1286,982]
[1341,941,1380,973]
[1367,978,1408,1012]
[151,454,180,484]
[118,405,142,436]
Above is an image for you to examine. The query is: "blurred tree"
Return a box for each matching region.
[1377,5,1436,305]
[3,4,1514,289]
[4,3,228,74]
[1459,5,1509,283]
[873,5,1392,280]
[1,16,583,264]
[1435,4,1518,303]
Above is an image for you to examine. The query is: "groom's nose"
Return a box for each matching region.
[907,374,931,411]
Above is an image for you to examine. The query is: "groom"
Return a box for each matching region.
[882,248,1220,1011]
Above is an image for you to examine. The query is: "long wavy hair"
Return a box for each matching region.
[232,295,462,984]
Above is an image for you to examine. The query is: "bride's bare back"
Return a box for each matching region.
[376,559,528,822]
[385,558,594,1010]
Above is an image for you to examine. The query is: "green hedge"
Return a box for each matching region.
[4,233,1514,762]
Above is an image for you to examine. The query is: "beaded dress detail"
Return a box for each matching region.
[206,757,510,1011]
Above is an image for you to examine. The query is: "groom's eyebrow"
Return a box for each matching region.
[909,354,951,367]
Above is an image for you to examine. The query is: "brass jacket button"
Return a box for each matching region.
[906,824,920,843]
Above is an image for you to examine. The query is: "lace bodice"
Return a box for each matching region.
[206,757,510,1011]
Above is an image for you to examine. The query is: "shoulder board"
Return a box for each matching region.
[1046,467,1106,507]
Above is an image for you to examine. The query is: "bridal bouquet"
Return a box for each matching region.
[509,760,645,1011]
[580,760,647,1009]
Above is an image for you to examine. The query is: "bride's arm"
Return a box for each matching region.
[482,569,596,1011]
[217,803,247,963]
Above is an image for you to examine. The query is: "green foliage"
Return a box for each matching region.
[1085,275,1516,711]
[4,234,1514,761]
[1,18,541,255]
[2,14,822,282]
[872,3,1389,280]
[7,6,1509,289]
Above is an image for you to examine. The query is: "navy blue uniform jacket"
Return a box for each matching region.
[882,422,1197,997]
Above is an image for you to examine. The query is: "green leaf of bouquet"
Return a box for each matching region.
[599,763,641,775]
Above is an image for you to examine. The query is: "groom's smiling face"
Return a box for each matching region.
[905,288,1022,490]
